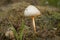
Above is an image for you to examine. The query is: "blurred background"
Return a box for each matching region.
[0,0,60,40]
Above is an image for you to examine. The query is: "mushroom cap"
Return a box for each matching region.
[24,5,41,17]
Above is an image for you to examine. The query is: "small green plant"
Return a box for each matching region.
[19,20,25,40]
[9,19,25,40]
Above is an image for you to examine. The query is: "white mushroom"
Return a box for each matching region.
[24,5,41,33]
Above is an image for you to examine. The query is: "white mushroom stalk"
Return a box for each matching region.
[24,5,41,33]
[32,16,36,32]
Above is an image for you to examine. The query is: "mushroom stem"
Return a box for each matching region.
[31,16,36,33]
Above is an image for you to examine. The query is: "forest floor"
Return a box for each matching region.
[0,2,60,40]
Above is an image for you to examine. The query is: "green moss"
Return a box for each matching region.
[51,12,60,19]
